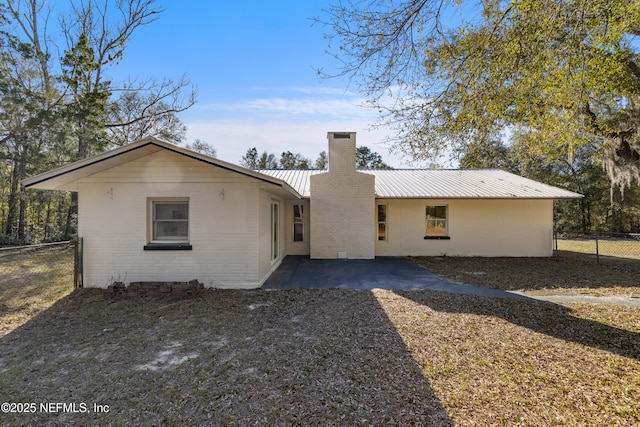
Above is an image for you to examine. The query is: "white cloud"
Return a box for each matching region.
[181,88,418,168]
[250,86,358,96]
[185,118,397,166]
[243,98,370,117]
[194,95,371,120]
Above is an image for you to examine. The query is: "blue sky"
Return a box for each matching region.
[110,0,406,167]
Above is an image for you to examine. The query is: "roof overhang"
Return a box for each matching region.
[23,137,302,198]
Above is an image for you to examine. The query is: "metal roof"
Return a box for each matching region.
[23,138,302,198]
[23,136,580,200]
[258,169,322,197]
[258,169,582,199]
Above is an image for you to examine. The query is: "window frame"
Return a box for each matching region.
[424,204,450,240]
[145,198,192,250]
[292,204,304,242]
[377,203,388,241]
[271,201,279,263]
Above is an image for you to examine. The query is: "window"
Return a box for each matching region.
[377,204,387,241]
[293,204,304,242]
[145,199,191,249]
[271,202,279,262]
[425,205,448,238]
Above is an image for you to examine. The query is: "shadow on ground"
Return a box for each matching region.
[395,290,640,361]
[413,251,640,294]
[0,289,452,426]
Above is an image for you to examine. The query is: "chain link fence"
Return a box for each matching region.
[555,232,640,263]
[0,240,80,290]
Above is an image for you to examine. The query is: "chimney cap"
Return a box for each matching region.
[329,132,355,139]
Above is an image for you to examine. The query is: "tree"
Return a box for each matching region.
[458,139,517,172]
[315,150,327,169]
[185,139,216,157]
[60,32,110,158]
[259,151,279,169]
[107,81,191,146]
[57,0,194,157]
[280,151,310,169]
[241,147,278,169]
[0,0,196,242]
[0,1,60,239]
[313,147,390,169]
[240,147,311,169]
[356,146,391,169]
[240,147,259,168]
[320,0,640,194]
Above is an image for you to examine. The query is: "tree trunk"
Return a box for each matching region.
[64,192,78,239]
[45,193,52,240]
[63,137,88,240]
[4,160,19,237]
[17,160,27,240]
[579,197,591,232]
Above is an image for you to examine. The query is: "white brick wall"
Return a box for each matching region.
[309,132,375,259]
[374,198,554,256]
[77,150,279,289]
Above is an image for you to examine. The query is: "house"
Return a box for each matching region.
[23,132,582,289]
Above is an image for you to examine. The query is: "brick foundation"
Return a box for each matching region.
[104,279,204,298]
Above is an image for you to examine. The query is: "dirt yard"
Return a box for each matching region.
[0,247,639,425]
[0,288,638,426]
[414,250,640,297]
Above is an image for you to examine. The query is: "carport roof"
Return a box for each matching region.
[258,168,582,199]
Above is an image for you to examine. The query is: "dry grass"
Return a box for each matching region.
[1,247,639,425]
[0,290,449,426]
[0,244,74,336]
[414,250,640,297]
[558,238,640,260]
[376,290,640,426]
[0,288,638,426]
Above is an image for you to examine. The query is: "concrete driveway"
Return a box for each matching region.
[263,256,525,299]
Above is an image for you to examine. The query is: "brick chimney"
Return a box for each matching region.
[327,132,357,172]
[309,132,375,259]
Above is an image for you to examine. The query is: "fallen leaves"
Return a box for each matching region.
[0,286,638,425]
[413,251,640,297]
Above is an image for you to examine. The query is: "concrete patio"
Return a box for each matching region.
[263,256,526,299]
